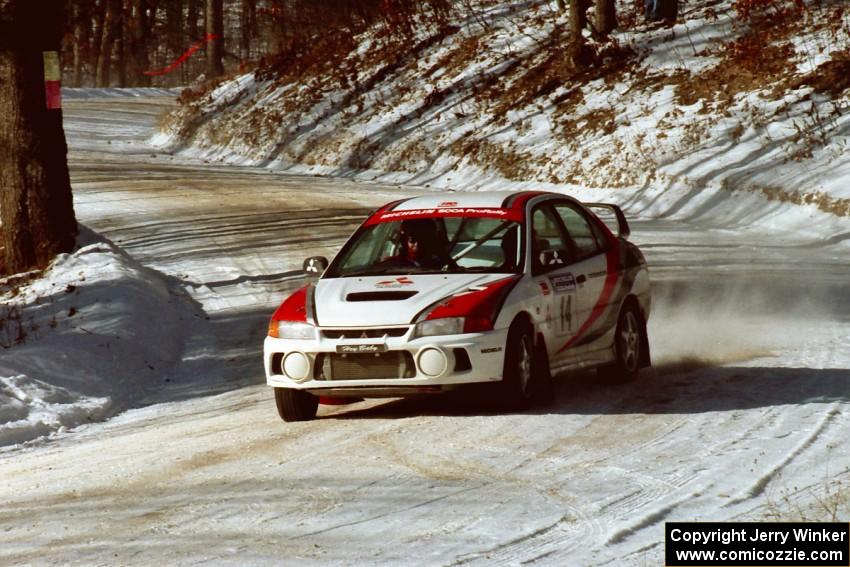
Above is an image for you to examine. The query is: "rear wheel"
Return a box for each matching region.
[598,304,644,384]
[274,387,318,422]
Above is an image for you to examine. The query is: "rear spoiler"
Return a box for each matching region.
[583,203,630,239]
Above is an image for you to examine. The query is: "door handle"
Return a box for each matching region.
[576,274,587,284]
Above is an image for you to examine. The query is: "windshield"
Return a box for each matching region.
[326,217,524,277]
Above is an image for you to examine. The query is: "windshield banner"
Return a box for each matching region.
[367,207,523,225]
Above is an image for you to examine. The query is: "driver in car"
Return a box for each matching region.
[387,219,451,269]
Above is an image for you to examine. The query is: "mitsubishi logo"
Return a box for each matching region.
[360,331,369,339]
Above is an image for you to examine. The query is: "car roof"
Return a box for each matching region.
[392,191,538,211]
[364,190,591,227]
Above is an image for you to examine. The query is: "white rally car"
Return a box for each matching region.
[264,191,650,421]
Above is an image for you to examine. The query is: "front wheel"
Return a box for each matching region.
[499,323,537,409]
[274,387,318,422]
[598,304,644,384]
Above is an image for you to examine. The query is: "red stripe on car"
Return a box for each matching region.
[557,239,621,353]
[270,285,310,323]
[507,191,546,212]
[365,207,523,226]
[364,198,411,225]
[424,275,521,332]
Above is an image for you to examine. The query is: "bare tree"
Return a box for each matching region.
[559,0,590,35]
[240,0,257,64]
[126,0,151,87]
[595,0,617,36]
[90,0,105,84]
[568,0,585,42]
[71,2,90,87]
[115,1,126,87]
[186,0,202,82]
[95,0,120,86]
[187,0,201,41]
[166,0,184,69]
[0,0,77,275]
[206,0,224,78]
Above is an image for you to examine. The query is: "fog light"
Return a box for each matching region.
[418,348,448,377]
[283,352,311,382]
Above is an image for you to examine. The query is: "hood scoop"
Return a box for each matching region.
[346,291,419,302]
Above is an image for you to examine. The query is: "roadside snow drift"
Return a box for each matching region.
[0,229,209,446]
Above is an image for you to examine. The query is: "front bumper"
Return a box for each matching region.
[263,325,509,396]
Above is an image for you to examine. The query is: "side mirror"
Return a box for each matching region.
[303,256,329,275]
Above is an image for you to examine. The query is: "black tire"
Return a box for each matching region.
[597,303,644,384]
[535,340,554,403]
[274,387,318,422]
[500,322,537,409]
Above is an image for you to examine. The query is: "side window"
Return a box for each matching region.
[589,216,609,250]
[531,205,570,273]
[554,203,603,259]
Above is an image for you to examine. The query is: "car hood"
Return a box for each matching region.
[314,273,509,327]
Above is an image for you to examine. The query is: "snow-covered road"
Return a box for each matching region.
[1,95,848,566]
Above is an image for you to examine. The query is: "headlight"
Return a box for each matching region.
[414,317,464,338]
[270,321,316,340]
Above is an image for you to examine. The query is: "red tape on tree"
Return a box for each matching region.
[43,51,61,110]
[144,34,220,76]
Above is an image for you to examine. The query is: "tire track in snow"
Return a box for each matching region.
[448,504,606,567]
[725,319,850,509]
[506,370,819,562]
[728,406,842,505]
[442,409,706,564]
[291,482,488,540]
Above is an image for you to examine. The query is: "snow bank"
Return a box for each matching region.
[0,375,110,446]
[155,0,850,241]
[0,228,207,447]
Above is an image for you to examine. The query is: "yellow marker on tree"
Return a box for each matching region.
[43,51,61,109]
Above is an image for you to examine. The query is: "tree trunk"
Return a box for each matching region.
[165,0,183,84]
[567,0,591,68]
[0,0,77,275]
[96,0,119,87]
[568,0,584,42]
[187,0,200,40]
[240,0,256,63]
[595,0,617,36]
[206,0,224,78]
[126,0,151,87]
[72,3,88,87]
[91,0,105,85]
[186,0,201,82]
[116,3,126,87]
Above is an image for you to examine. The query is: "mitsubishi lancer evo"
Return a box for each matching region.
[264,191,651,421]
